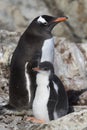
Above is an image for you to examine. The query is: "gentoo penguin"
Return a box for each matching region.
[29,62,69,123]
[0,15,68,113]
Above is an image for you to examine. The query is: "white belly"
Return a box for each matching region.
[41,37,54,63]
[33,74,50,122]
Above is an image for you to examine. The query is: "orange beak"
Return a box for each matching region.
[53,17,68,23]
[32,67,40,72]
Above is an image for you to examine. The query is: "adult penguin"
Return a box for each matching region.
[0,15,67,113]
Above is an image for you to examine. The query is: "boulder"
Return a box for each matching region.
[54,37,87,90]
[0,0,50,32]
[54,0,87,41]
[28,110,87,130]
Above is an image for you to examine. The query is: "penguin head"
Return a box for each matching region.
[28,15,68,37]
[32,61,54,77]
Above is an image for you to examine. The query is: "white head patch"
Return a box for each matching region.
[37,16,47,24]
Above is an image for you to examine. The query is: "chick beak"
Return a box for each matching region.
[32,67,40,72]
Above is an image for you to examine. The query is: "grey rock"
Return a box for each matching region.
[73,105,87,112]
[28,110,87,130]
[0,30,19,65]
[44,0,87,42]
[54,0,87,40]
[77,43,87,74]
[54,37,87,90]
[0,0,50,32]
[0,125,10,130]
[78,91,87,105]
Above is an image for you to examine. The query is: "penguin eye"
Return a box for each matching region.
[43,22,48,25]
[38,21,48,26]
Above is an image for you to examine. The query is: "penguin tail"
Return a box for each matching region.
[0,104,16,115]
[0,104,32,116]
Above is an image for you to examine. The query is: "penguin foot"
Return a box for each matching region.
[26,117,45,124]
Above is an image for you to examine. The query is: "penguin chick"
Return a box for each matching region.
[0,15,68,114]
[31,62,69,122]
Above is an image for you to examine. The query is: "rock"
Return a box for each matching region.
[0,0,50,32]
[44,0,87,42]
[0,124,10,130]
[78,91,87,105]
[28,110,87,130]
[77,43,87,74]
[0,107,87,130]
[73,105,87,112]
[0,29,18,60]
[0,42,16,65]
[54,0,87,39]
[54,37,86,78]
[0,115,22,130]
[54,37,87,90]
[0,30,18,102]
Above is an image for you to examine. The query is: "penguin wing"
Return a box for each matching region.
[52,75,69,117]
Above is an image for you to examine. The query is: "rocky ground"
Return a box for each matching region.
[0,30,87,130]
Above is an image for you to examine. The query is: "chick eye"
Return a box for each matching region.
[44,67,48,70]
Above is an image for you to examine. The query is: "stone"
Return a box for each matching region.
[54,37,87,90]
[0,125,10,130]
[78,91,87,105]
[77,43,87,74]
[29,110,87,130]
[44,0,87,42]
[0,0,50,32]
[57,38,85,77]
[0,30,18,104]
[73,105,87,112]
[0,30,19,64]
